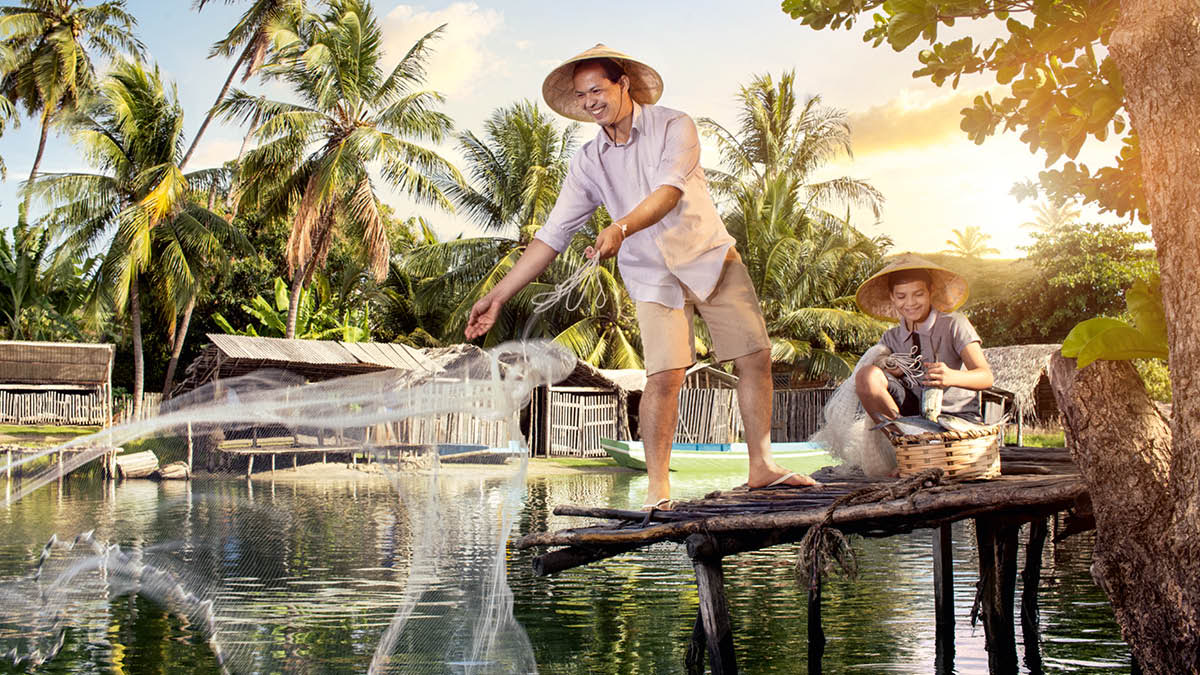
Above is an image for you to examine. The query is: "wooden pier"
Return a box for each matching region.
[515,446,1093,674]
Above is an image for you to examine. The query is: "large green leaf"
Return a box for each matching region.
[1062,316,1167,368]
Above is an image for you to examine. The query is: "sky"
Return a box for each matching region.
[0,0,1128,258]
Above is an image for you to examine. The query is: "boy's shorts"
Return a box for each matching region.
[885,374,922,417]
[635,249,771,376]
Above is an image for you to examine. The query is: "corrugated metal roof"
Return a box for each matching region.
[0,341,114,386]
[205,334,439,373]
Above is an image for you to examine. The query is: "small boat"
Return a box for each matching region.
[601,438,835,475]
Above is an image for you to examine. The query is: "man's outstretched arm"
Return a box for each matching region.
[464,240,560,339]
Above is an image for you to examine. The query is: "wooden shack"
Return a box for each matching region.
[527,360,631,458]
[0,341,115,426]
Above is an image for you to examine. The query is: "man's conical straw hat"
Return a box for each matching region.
[542,44,663,122]
[855,253,970,322]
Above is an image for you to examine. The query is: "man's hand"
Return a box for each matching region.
[465,294,504,340]
[585,223,625,259]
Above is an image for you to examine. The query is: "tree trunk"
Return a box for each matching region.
[162,296,195,396]
[286,262,307,339]
[180,54,244,170]
[1048,355,1189,673]
[130,279,145,419]
[1103,1,1200,670]
[20,109,52,225]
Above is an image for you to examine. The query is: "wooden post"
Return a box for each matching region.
[933,523,955,672]
[271,454,276,473]
[293,453,297,472]
[186,422,194,478]
[5,448,10,480]
[1021,518,1048,673]
[246,455,254,479]
[685,610,706,675]
[974,517,1020,674]
[686,534,738,674]
[808,568,824,674]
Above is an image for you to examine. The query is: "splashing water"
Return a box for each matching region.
[0,340,574,673]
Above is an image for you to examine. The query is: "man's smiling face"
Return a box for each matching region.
[572,62,629,127]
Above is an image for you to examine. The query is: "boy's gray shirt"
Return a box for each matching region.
[879,309,983,417]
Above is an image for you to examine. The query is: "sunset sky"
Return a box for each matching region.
[0,0,1129,258]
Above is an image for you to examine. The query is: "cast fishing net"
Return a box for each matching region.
[810,344,899,478]
[0,340,574,673]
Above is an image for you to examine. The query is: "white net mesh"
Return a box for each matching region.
[810,345,898,478]
[0,340,575,673]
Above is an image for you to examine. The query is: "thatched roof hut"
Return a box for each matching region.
[175,334,439,394]
[983,344,1062,423]
[0,341,115,425]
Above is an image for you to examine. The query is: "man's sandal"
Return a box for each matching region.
[640,498,674,511]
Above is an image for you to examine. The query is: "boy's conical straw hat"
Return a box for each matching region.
[855,253,969,322]
[542,44,663,122]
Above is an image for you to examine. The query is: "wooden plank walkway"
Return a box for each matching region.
[515,446,1092,674]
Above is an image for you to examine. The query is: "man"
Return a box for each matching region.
[465,45,818,508]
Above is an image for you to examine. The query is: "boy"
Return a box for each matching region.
[854,254,994,423]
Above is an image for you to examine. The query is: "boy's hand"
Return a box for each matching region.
[922,361,953,387]
[465,294,504,339]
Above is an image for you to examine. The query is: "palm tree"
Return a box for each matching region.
[699,73,890,380]
[1021,198,1081,232]
[0,220,94,339]
[220,0,460,338]
[723,173,890,380]
[0,0,143,200]
[698,71,884,218]
[27,60,244,416]
[182,0,302,168]
[944,225,1000,259]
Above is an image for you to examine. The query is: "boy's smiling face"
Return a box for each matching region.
[890,279,933,327]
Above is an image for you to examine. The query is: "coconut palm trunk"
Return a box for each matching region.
[161,296,194,395]
[286,261,307,339]
[180,40,256,169]
[130,278,144,419]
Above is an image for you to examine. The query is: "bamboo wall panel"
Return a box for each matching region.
[771,389,835,442]
[676,389,742,443]
[0,389,110,425]
[547,390,618,458]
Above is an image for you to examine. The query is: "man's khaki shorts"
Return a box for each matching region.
[636,249,771,376]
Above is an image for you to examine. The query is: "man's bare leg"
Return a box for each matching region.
[736,348,819,487]
[640,367,686,506]
[855,365,901,423]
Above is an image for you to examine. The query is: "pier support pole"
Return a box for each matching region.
[933,522,955,673]
[686,534,738,675]
[808,570,824,674]
[186,422,194,478]
[974,517,1020,675]
[1021,518,1048,673]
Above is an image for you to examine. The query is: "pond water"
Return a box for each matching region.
[0,466,1129,673]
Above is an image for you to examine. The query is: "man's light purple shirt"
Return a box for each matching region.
[533,102,735,308]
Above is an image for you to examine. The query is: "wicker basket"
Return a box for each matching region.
[884,424,1002,481]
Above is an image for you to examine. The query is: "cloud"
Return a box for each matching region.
[846,89,983,156]
[380,3,504,98]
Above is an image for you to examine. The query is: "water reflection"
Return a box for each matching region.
[511,472,1130,674]
[0,469,1129,674]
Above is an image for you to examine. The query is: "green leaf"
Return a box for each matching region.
[1061,316,1128,357]
[1126,276,1166,345]
[1062,316,1167,368]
